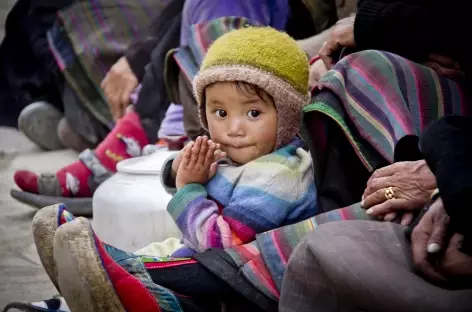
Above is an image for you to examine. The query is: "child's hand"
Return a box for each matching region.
[176,136,223,189]
[171,137,225,179]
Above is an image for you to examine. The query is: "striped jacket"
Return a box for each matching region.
[167,137,318,252]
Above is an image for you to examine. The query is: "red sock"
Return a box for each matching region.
[14,112,148,197]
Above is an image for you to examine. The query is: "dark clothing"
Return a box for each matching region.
[354,0,470,82]
[124,0,185,82]
[0,0,74,127]
[147,255,273,312]
[133,0,185,143]
[421,116,472,246]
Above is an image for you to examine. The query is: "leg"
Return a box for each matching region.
[14,111,148,197]
[280,220,472,312]
[53,218,260,312]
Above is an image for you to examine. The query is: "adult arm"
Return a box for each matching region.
[354,0,457,62]
[124,0,185,81]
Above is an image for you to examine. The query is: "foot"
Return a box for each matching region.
[14,112,148,197]
[57,117,94,152]
[18,101,64,151]
[32,204,75,292]
[54,218,182,312]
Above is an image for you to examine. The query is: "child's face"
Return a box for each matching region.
[205,82,278,164]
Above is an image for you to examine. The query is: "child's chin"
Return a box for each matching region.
[228,151,262,165]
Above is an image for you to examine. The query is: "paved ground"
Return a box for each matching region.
[0,127,78,308]
[0,3,79,307]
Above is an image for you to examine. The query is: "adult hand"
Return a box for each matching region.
[319,15,355,69]
[438,233,472,279]
[424,54,465,81]
[411,198,450,282]
[361,160,436,225]
[308,58,329,90]
[101,57,138,121]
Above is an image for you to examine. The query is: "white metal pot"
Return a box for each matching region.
[92,150,181,253]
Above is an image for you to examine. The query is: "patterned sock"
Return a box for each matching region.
[14,112,148,197]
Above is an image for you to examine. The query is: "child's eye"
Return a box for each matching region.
[215,109,227,118]
[247,110,261,119]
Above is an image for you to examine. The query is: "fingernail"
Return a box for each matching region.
[360,200,365,208]
[427,243,441,254]
[366,208,373,215]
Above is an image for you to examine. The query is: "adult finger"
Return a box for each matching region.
[100,73,110,89]
[363,176,393,199]
[361,185,398,209]
[367,163,401,182]
[365,198,406,216]
[427,54,455,67]
[425,62,464,80]
[319,40,337,69]
[427,216,450,255]
[411,218,447,282]
[401,212,414,226]
[383,212,397,222]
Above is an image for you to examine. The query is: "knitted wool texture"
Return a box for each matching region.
[193,27,310,147]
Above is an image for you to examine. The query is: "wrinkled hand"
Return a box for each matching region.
[438,233,472,279]
[361,160,436,225]
[101,57,138,121]
[412,198,472,284]
[411,198,450,282]
[424,54,465,81]
[309,58,329,90]
[176,136,224,189]
[319,15,355,69]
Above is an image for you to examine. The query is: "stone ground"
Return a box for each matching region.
[0,1,79,308]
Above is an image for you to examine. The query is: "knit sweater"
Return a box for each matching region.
[166,137,318,252]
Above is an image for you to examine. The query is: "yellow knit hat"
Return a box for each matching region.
[193,27,309,147]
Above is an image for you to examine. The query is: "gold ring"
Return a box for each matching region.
[384,187,395,200]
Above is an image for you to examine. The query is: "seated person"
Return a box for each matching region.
[160,26,318,254]
[20,26,318,312]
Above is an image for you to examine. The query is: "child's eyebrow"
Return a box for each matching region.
[241,98,267,106]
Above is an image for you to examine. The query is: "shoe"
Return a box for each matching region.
[32,204,75,291]
[18,101,64,151]
[54,218,182,312]
[57,117,94,152]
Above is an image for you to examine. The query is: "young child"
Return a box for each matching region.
[24,27,319,312]
[163,26,318,254]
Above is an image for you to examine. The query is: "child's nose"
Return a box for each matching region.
[227,118,245,137]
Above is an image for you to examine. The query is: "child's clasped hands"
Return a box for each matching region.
[172,136,226,189]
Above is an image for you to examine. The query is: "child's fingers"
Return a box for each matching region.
[208,162,218,178]
[190,137,202,166]
[197,136,208,166]
[181,142,193,167]
[214,149,226,161]
[204,143,217,168]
